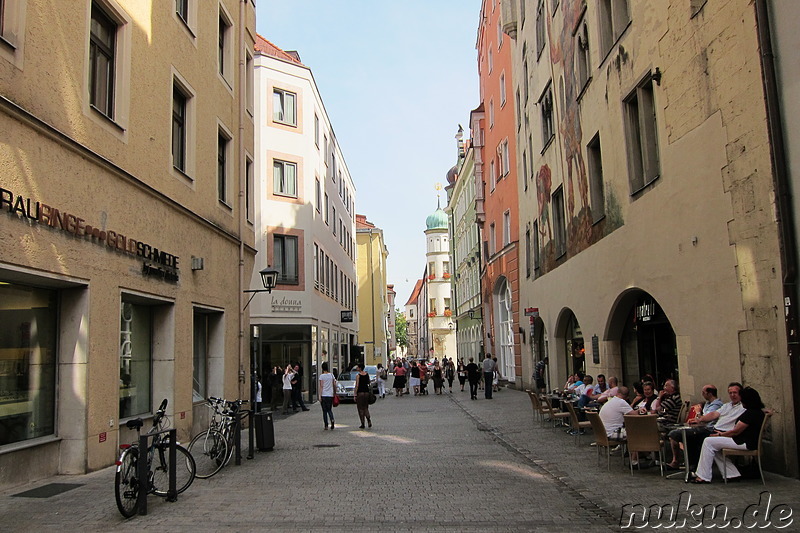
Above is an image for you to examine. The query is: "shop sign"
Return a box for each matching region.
[271,295,302,313]
[636,300,656,322]
[341,310,353,322]
[1,186,179,282]
[524,307,539,317]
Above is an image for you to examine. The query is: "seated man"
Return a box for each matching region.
[654,379,682,425]
[576,375,596,408]
[666,382,743,470]
[599,386,635,440]
[595,376,619,404]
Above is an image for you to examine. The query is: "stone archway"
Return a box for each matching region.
[605,289,678,389]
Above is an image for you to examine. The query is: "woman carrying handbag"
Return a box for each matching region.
[354,363,372,429]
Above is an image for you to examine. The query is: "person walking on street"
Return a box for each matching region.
[269,366,282,411]
[354,364,372,429]
[445,358,455,393]
[393,360,407,397]
[457,359,467,392]
[291,364,310,411]
[466,357,480,400]
[410,361,421,396]
[432,361,444,395]
[282,364,294,415]
[376,363,388,398]
[483,353,495,399]
[318,362,337,430]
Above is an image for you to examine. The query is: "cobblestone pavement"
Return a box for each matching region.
[2,386,799,532]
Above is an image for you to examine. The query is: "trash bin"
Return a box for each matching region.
[254,411,274,451]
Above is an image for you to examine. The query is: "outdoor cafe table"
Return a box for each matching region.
[661,422,692,482]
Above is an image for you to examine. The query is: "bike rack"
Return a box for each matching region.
[136,428,177,516]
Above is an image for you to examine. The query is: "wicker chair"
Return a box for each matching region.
[586,411,626,470]
[565,401,592,445]
[722,411,772,485]
[526,390,546,427]
[541,398,570,428]
[623,413,665,476]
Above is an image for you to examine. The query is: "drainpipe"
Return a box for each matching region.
[755,0,800,476]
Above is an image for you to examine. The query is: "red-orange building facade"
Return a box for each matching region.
[475,0,521,384]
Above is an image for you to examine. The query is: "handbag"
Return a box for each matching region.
[368,390,377,404]
[332,394,340,407]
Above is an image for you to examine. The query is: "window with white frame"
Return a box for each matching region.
[273,159,297,197]
[217,130,229,204]
[245,157,253,223]
[500,139,510,177]
[218,8,232,81]
[535,0,545,58]
[522,44,529,103]
[520,0,526,26]
[314,114,320,148]
[489,222,496,256]
[503,210,511,246]
[500,72,506,106]
[576,20,590,93]
[245,50,254,115]
[539,84,554,149]
[315,178,321,212]
[525,226,531,278]
[488,48,493,74]
[497,19,503,48]
[176,0,188,23]
[172,85,187,172]
[532,220,540,273]
[624,75,659,194]
[489,98,495,128]
[490,159,497,192]
[598,0,629,56]
[552,187,566,257]
[89,3,117,118]
[314,244,319,289]
[587,133,605,221]
[273,88,296,126]
[274,234,299,284]
[324,193,329,224]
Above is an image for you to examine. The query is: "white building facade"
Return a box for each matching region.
[251,37,358,398]
[424,206,457,361]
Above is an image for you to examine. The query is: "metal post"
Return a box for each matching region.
[137,434,149,516]
[234,405,242,465]
[248,335,256,460]
[167,429,177,502]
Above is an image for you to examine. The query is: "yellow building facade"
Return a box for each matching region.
[356,215,389,366]
[0,0,256,489]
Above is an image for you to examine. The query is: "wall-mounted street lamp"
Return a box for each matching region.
[243,267,280,310]
[468,308,482,320]
[242,266,279,461]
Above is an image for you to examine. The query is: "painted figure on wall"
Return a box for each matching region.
[547,0,590,221]
[536,164,553,241]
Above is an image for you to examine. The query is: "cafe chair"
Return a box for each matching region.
[676,400,690,425]
[542,399,570,428]
[526,390,547,427]
[623,413,665,476]
[586,411,626,470]
[565,401,592,445]
[722,410,772,486]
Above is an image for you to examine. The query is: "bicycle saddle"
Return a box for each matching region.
[126,419,144,430]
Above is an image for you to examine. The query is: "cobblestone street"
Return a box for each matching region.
[2,387,799,532]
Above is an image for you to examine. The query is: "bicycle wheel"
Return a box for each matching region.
[187,429,228,479]
[114,447,139,518]
[151,443,196,496]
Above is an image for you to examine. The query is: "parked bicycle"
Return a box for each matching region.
[114,398,196,518]
[187,397,249,479]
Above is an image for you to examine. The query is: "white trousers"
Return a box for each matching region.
[695,436,745,481]
[377,380,386,396]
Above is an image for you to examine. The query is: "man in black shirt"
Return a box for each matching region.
[291,364,310,411]
[466,357,480,400]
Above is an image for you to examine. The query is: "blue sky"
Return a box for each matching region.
[256,0,481,308]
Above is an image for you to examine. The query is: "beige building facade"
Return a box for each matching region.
[503,0,797,474]
[0,0,256,489]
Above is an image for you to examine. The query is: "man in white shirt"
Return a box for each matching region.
[669,382,744,470]
[599,386,635,438]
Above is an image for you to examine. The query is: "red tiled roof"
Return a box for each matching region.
[255,34,304,65]
[405,278,424,306]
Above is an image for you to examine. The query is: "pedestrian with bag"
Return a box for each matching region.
[457,359,467,392]
[318,362,337,430]
[393,360,407,397]
[466,357,480,400]
[376,363,387,398]
[445,358,455,393]
[354,363,372,428]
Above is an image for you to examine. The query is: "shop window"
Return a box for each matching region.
[0,283,57,446]
[119,301,152,419]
